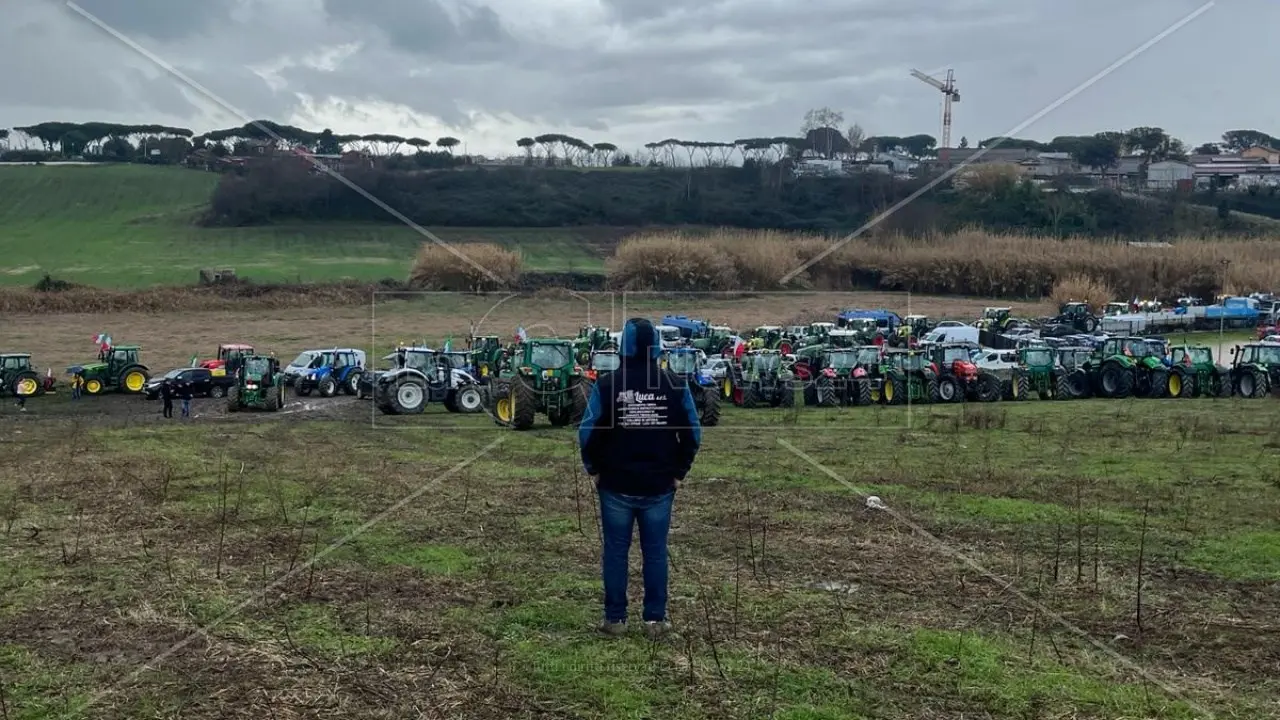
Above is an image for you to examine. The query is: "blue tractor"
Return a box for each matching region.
[292,348,366,397]
[660,347,720,426]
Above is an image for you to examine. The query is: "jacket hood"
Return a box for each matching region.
[621,318,662,360]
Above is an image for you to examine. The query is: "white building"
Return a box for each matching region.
[1146,160,1194,190]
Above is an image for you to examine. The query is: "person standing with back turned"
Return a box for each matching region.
[578,318,701,640]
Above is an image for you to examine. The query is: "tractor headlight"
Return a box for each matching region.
[542,369,554,378]
[245,383,258,389]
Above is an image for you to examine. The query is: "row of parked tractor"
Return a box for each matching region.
[6,301,1280,426]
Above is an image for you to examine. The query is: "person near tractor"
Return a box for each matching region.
[160,379,174,418]
[71,373,83,400]
[178,379,193,419]
[578,317,702,641]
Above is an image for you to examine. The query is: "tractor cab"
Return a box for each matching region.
[823,329,860,348]
[1104,302,1130,316]
[203,344,254,375]
[904,315,930,335]
[1017,346,1056,371]
[977,307,1012,330]
[467,335,504,379]
[586,349,621,381]
[1,353,32,374]
[106,346,142,376]
[1058,301,1089,318]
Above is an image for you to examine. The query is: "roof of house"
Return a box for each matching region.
[945,148,1038,164]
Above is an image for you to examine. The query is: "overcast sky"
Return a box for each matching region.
[2,0,1273,157]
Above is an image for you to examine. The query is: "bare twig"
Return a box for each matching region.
[1135,498,1150,641]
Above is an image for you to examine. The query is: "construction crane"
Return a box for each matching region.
[910,68,959,165]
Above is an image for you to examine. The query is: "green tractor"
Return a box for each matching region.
[1089,337,1169,399]
[976,307,1016,333]
[0,354,44,398]
[1228,342,1280,399]
[468,335,505,381]
[488,339,589,429]
[1011,346,1087,400]
[872,350,940,405]
[806,346,882,406]
[226,355,286,412]
[1166,345,1232,398]
[691,325,735,356]
[725,349,794,408]
[73,344,150,395]
[573,326,617,366]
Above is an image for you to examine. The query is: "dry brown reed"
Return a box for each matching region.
[1050,274,1116,311]
[606,229,1280,298]
[408,243,521,291]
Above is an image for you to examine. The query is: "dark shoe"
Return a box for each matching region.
[643,621,672,641]
[598,620,627,638]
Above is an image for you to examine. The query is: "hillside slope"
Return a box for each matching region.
[0,165,610,288]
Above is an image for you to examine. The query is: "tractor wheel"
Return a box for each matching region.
[1066,370,1091,399]
[1213,373,1233,398]
[1053,372,1073,400]
[511,375,538,429]
[803,383,819,407]
[976,374,1002,403]
[926,378,940,404]
[1146,369,1169,399]
[489,381,513,425]
[294,377,312,397]
[778,381,795,408]
[1168,371,1191,399]
[120,368,149,394]
[886,376,906,405]
[816,377,838,407]
[1238,369,1267,399]
[265,389,281,411]
[12,373,40,398]
[566,378,590,425]
[391,378,428,414]
[937,375,961,403]
[742,384,760,409]
[722,376,734,401]
[1084,317,1098,332]
[443,390,459,413]
[700,386,721,426]
[1099,363,1133,399]
[318,376,338,398]
[346,371,362,396]
[210,385,227,399]
[1010,374,1027,401]
[455,385,484,413]
[277,385,286,410]
[855,379,873,406]
[869,381,882,404]
[226,386,240,412]
[84,378,104,395]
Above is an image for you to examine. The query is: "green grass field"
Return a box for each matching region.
[0,165,610,288]
[1,397,1277,718]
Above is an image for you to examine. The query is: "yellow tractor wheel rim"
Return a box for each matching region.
[723,378,732,397]
[16,378,38,396]
[870,387,881,402]
[124,372,146,392]
[1011,380,1019,398]
[1169,374,1181,396]
[496,397,513,422]
[885,382,895,402]
[85,379,102,394]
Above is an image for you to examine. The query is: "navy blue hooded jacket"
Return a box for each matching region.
[578,318,701,496]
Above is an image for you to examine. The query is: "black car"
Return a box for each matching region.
[143,367,235,400]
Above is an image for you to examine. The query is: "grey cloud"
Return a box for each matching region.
[320,0,512,61]
[67,0,233,40]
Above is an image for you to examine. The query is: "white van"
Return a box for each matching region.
[921,325,979,345]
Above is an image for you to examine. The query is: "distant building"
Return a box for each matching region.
[1146,160,1194,190]
[1241,145,1280,164]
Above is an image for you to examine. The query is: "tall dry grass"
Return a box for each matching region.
[408,243,521,291]
[606,229,1280,298]
[1050,274,1116,311]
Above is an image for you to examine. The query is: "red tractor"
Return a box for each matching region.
[925,341,1001,403]
[200,344,255,377]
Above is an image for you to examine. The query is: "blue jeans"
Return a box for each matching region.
[598,488,674,623]
[181,399,191,417]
